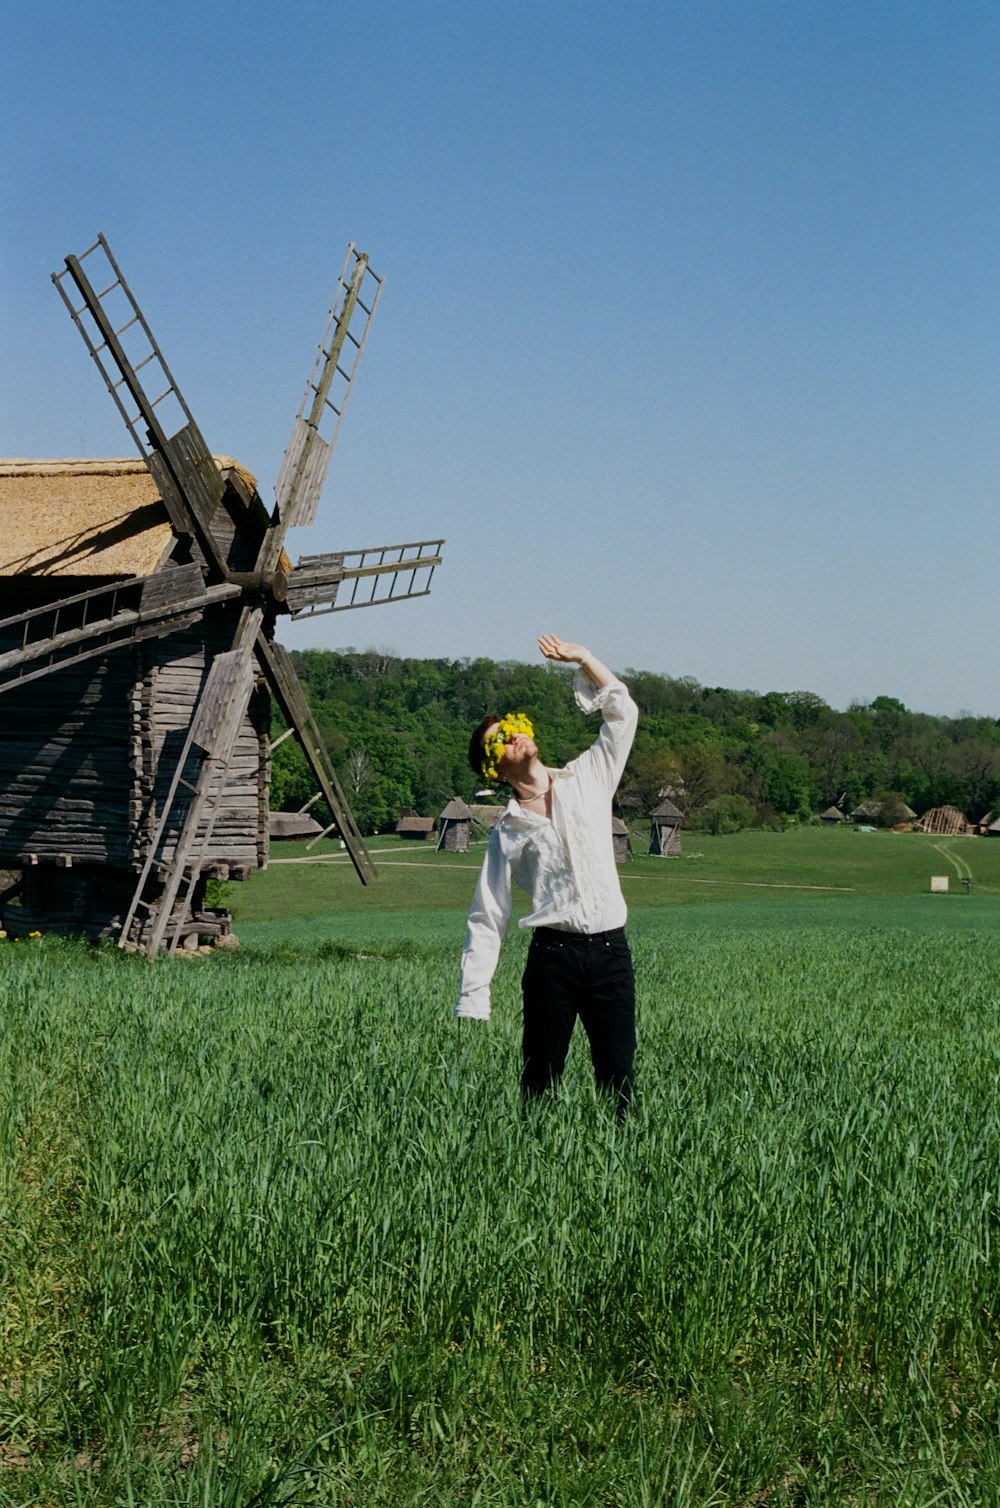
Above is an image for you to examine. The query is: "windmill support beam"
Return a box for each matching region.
[255,637,376,884]
[225,569,289,603]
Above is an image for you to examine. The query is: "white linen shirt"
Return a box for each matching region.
[454,671,639,1019]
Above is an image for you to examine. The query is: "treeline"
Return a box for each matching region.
[271,649,1000,836]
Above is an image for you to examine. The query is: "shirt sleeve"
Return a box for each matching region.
[568,671,639,795]
[454,829,513,1019]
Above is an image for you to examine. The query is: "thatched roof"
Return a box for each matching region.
[611,817,629,835]
[439,797,473,821]
[0,457,259,578]
[820,806,847,822]
[269,811,324,840]
[650,798,684,820]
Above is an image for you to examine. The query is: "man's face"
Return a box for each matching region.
[483,720,538,781]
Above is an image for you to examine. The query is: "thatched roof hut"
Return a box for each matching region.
[0,458,272,604]
[269,811,324,841]
[820,805,847,823]
[396,815,435,841]
[0,458,173,584]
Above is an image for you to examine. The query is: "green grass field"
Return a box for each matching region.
[3,828,1000,1504]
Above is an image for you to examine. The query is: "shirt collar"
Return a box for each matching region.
[501,768,568,822]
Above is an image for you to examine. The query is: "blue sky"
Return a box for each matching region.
[4,1,1000,716]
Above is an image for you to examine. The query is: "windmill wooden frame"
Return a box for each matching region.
[0,236,444,954]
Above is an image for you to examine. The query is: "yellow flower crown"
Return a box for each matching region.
[481,711,534,782]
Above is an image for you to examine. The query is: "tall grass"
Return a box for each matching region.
[2,910,1000,1503]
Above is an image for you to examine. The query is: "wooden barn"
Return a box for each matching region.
[612,815,630,864]
[649,798,684,856]
[437,797,472,852]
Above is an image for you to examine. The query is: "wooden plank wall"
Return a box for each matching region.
[0,634,134,864]
[136,614,270,869]
[0,610,270,872]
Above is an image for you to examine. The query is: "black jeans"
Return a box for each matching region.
[521,926,636,1116]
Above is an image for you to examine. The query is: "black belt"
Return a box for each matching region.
[530,926,626,947]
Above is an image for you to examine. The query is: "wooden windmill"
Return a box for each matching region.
[0,235,443,954]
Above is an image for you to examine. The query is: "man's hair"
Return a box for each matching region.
[468,713,500,778]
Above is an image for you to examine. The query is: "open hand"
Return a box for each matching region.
[538,635,587,665]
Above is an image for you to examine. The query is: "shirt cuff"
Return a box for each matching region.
[573,668,622,716]
[454,991,491,1020]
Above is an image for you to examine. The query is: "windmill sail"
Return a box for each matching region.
[285,539,444,618]
[274,245,384,531]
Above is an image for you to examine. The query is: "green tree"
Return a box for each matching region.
[700,794,756,835]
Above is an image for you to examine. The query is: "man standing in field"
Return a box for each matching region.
[455,635,639,1116]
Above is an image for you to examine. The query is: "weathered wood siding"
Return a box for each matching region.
[438,819,470,853]
[0,611,270,872]
[0,639,134,864]
[135,615,270,870]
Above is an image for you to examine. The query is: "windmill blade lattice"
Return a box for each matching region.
[52,236,231,581]
[273,245,384,535]
[286,539,444,619]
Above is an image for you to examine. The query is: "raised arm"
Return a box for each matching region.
[538,635,615,691]
[540,634,637,791]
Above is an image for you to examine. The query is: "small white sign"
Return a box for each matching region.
[930,875,949,893]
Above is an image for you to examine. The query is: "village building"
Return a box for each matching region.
[437,797,472,852]
[269,811,325,841]
[396,815,436,842]
[649,798,684,856]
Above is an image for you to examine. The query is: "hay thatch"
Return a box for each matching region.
[439,797,473,821]
[269,811,324,840]
[0,457,259,578]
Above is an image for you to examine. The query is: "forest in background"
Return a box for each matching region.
[269,649,1000,837]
